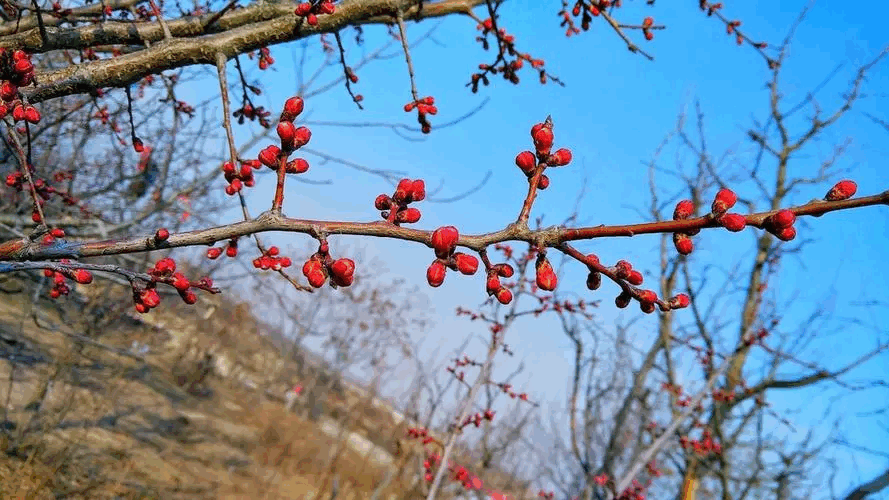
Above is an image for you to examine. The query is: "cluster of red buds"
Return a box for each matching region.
[457,409,496,429]
[294,0,334,26]
[642,16,655,41]
[661,382,684,398]
[233,103,271,128]
[670,181,861,257]
[586,253,688,313]
[93,106,116,128]
[403,96,436,134]
[426,226,478,287]
[421,452,441,482]
[679,428,722,456]
[451,465,484,490]
[743,327,770,346]
[44,261,92,299]
[564,0,619,33]
[256,47,274,70]
[763,208,796,241]
[148,257,197,305]
[538,490,555,500]
[6,169,79,223]
[497,382,529,401]
[671,199,697,255]
[40,227,66,245]
[207,237,239,259]
[617,479,649,500]
[711,188,747,231]
[445,353,483,382]
[302,241,355,288]
[699,0,722,14]
[671,188,750,255]
[221,159,261,195]
[50,1,73,16]
[515,117,572,191]
[253,96,312,175]
[0,50,39,123]
[485,262,515,304]
[471,18,547,89]
[406,426,437,445]
[375,178,425,224]
[699,2,768,50]
[711,388,736,403]
[252,246,292,271]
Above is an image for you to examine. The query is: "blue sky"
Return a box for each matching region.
[187,0,889,496]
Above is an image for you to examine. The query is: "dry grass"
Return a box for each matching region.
[0,277,530,499]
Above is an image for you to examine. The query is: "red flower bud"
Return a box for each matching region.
[719,213,746,232]
[670,293,690,309]
[0,82,17,101]
[293,126,311,148]
[171,272,190,291]
[515,151,536,173]
[535,257,557,291]
[141,289,161,308]
[181,290,198,305]
[411,179,426,201]
[23,106,39,124]
[394,178,412,202]
[427,260,447,287]
[825,180,856,201]
[638,289,657,303]
[396,207,421,223]
[615,291,632,308]
[627,270,644,286]
[302,258,322,277]
[550,148,572,166]
[307,270,326,288]
[537,174,550,190]
[207,247,223,259]
[155,228,170,241]
[586,271,601,290]
[259,145,281,167]
[486,274,502,292]
[496,263,514,278]
[711,188,737,214]
[769,209,795,229]
[430,226,459,258]
[495,287,513,304]
[285,158,310,174]
[281,96,305,121]
[454,253,479,275]
[615,260,632,277]
[532,126,554,154]
[277,120,296,149]
[776,226,796,241]
[673,233,693,255]
[331,258,355,286]
[73,269,92,284]
[374,194,391,210]
[673,200,694,220]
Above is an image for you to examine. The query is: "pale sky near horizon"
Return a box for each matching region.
[171,0,889,496]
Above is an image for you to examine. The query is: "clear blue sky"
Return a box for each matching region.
[188,0,889,496]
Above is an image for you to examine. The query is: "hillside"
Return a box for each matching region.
[0,274,533,499]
